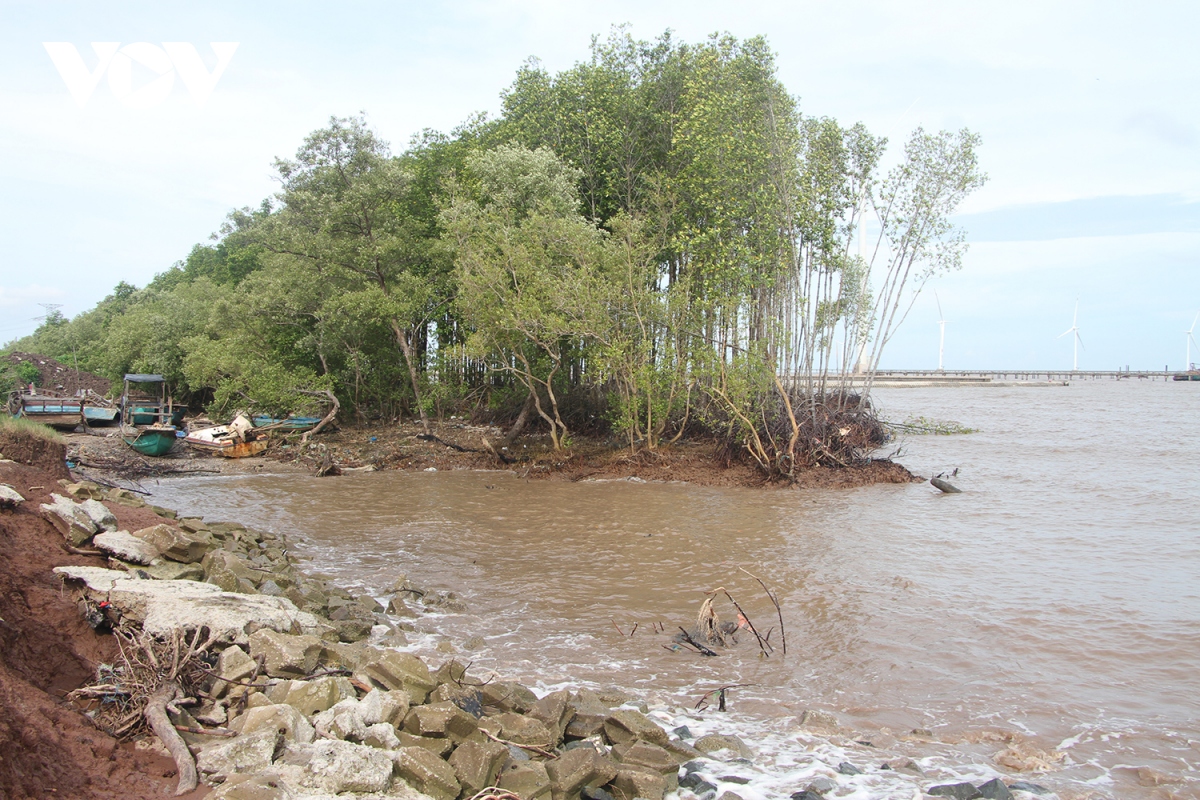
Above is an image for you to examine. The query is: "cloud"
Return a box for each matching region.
[954,194,1200,242]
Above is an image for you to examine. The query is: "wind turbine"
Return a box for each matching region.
[935,292,947,372]
[1186,312,1199,370]
[1058,300,1084,371]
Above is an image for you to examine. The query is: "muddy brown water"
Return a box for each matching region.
[150,380,1200,798]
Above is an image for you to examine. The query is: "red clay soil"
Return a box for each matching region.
[0,429,208,799]
[5,352,113,397]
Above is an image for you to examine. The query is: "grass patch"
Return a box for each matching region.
[889,415,979,435]
[0,414,67,443]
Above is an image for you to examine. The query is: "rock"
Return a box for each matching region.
[278,677,356,717]
[249,630,325,678]
[78,499,118,532]
[462,634,485,650]
[139,560,205,581]
[837,762,862,775]
[481,711,555,747]
[362,722,401,750]
[204,549,256,592]
[805,777,837,795]
[332,616,373,643]
[52,566,327,643]
[105,487,147,508]
[196,727,282,782]
[179,517,209,533]
[603,709,669,747]
[278,739,394,794]
[359,688,410,727]
[132,523,214,563]
[680,771,719,798]
[359,651,436,704]
[392,746,461,800]
[978,778,1015,800]
[716,792,744,800]
[497,759,553,800]
[0,484,24,509]
[213,645,258,698]
[480,680,538,713]
[41,493,98,545]
[790,792,822,800]
[610,767,667,800]
[240,704,315,744]
[529,689,576,742]
[885,757,923,774]
[612,740,680,784]
[313,698,367,741]
[448,739,508,796]
[671,725,694,740]
[928,783,983,799]
[403,701,479,742]
[63,481,104,500]
[546,746,619,796]
[565,713,607,741]
[207,771,296,800]
[258,580,284,597]
[581,787,616,800]
[798,709,839,731]
[397,731,454,758]
[1007,782,1048,795]
[693,734,754,761]
[92,530,161,565]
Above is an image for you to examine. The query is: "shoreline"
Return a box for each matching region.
[1,426,1062,800]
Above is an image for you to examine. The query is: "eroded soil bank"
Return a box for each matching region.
[63,420,917,490]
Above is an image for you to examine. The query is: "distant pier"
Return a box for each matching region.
[843,369,1181,386]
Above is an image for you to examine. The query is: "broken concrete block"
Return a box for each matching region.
[132,523,214,563]
[249,629,323,678]
[497,759,553,800]
[93,530,161,565]
[272,676,356,717]
[392,746,461,800]
[41,493,98,545]
[546,746,619,796]
[359,651,435,704]
[240,703,315,744]
[277,739,394,794]
[603,710,669,747]
[448,739,508,796]
[402,701,479,742]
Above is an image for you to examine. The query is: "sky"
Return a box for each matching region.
[1,1,1198,370]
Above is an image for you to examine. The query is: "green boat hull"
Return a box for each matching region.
[124,428,177,457]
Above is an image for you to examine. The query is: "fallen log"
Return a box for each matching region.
[931,477,962,494]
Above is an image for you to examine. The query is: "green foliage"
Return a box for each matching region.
[1,29,985,474]
[14,361,40,386]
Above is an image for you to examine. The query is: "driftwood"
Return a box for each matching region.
[931,477,962,494]
[145,681,198,795]
[739,567,786,655]
[298,388,339,444]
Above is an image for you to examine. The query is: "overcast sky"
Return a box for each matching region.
[1,1,1197,370]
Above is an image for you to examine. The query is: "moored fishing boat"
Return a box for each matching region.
[250,415,323,432]
[123,425,179,457]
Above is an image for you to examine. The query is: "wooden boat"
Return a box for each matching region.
[1172,371,1200,381]
[124,425,178,457]
[83,405,120,425]
[9,393,84,429]
[185,415,267,458]
[120,374,183,427]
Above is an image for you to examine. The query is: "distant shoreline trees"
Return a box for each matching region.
[5,29,983,476]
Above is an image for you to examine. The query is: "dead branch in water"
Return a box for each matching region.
[675,627,718,657]
[694,683,753,712]
[739,567,786,655]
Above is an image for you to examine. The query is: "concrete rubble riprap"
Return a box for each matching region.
[42,481,1050,800]
[52,566,329,643]
[92,530,162,565]
[0,483,25,508]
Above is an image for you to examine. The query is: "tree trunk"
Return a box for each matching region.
[500,389,536,447]
[390,319,431,434]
